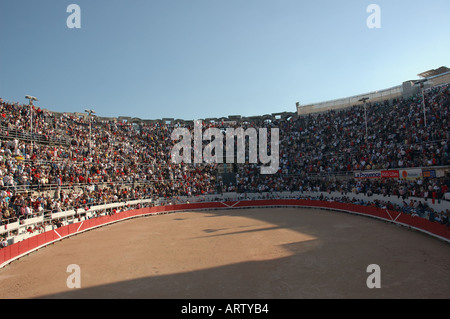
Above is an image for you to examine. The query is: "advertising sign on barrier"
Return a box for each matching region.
[422,169,436,178]
[354,171,381,179]
[399,168,422,180]
[381,170,399,178]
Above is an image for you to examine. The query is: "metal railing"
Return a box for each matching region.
[0,194,156,236]
[0,124,71,147]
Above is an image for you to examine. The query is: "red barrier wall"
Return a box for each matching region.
[1,200,449,267]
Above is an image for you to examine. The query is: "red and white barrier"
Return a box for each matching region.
[1,200,449,268]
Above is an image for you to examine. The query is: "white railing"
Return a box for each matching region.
[0,198,154,244]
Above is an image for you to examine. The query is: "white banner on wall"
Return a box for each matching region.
[399,168,422,180]
[354,171,381,179]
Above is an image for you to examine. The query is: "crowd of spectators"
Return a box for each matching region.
[0,84,449,236]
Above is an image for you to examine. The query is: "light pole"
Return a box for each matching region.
[84,109,96,155]
[25,95,38,155]
[414,79,428,127]
[359,97,370,147]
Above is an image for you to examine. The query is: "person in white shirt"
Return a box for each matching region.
[0,237,8,248]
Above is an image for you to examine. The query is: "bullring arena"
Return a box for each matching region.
[1,199,449,299]
[1,2,450,306]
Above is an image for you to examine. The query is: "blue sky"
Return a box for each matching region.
[0,0,449,120]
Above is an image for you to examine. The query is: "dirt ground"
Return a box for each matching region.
[0,207,449,299]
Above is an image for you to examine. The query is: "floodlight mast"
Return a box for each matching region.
[414,79,428,127]
[25,95,38,155]
[359,97,370,148]
[85,109,96,155]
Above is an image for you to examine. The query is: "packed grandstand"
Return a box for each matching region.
[0,82,449,248]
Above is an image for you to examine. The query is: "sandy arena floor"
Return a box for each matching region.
[0,207,449,299]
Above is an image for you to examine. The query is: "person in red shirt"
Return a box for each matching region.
[442,184,448,195]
